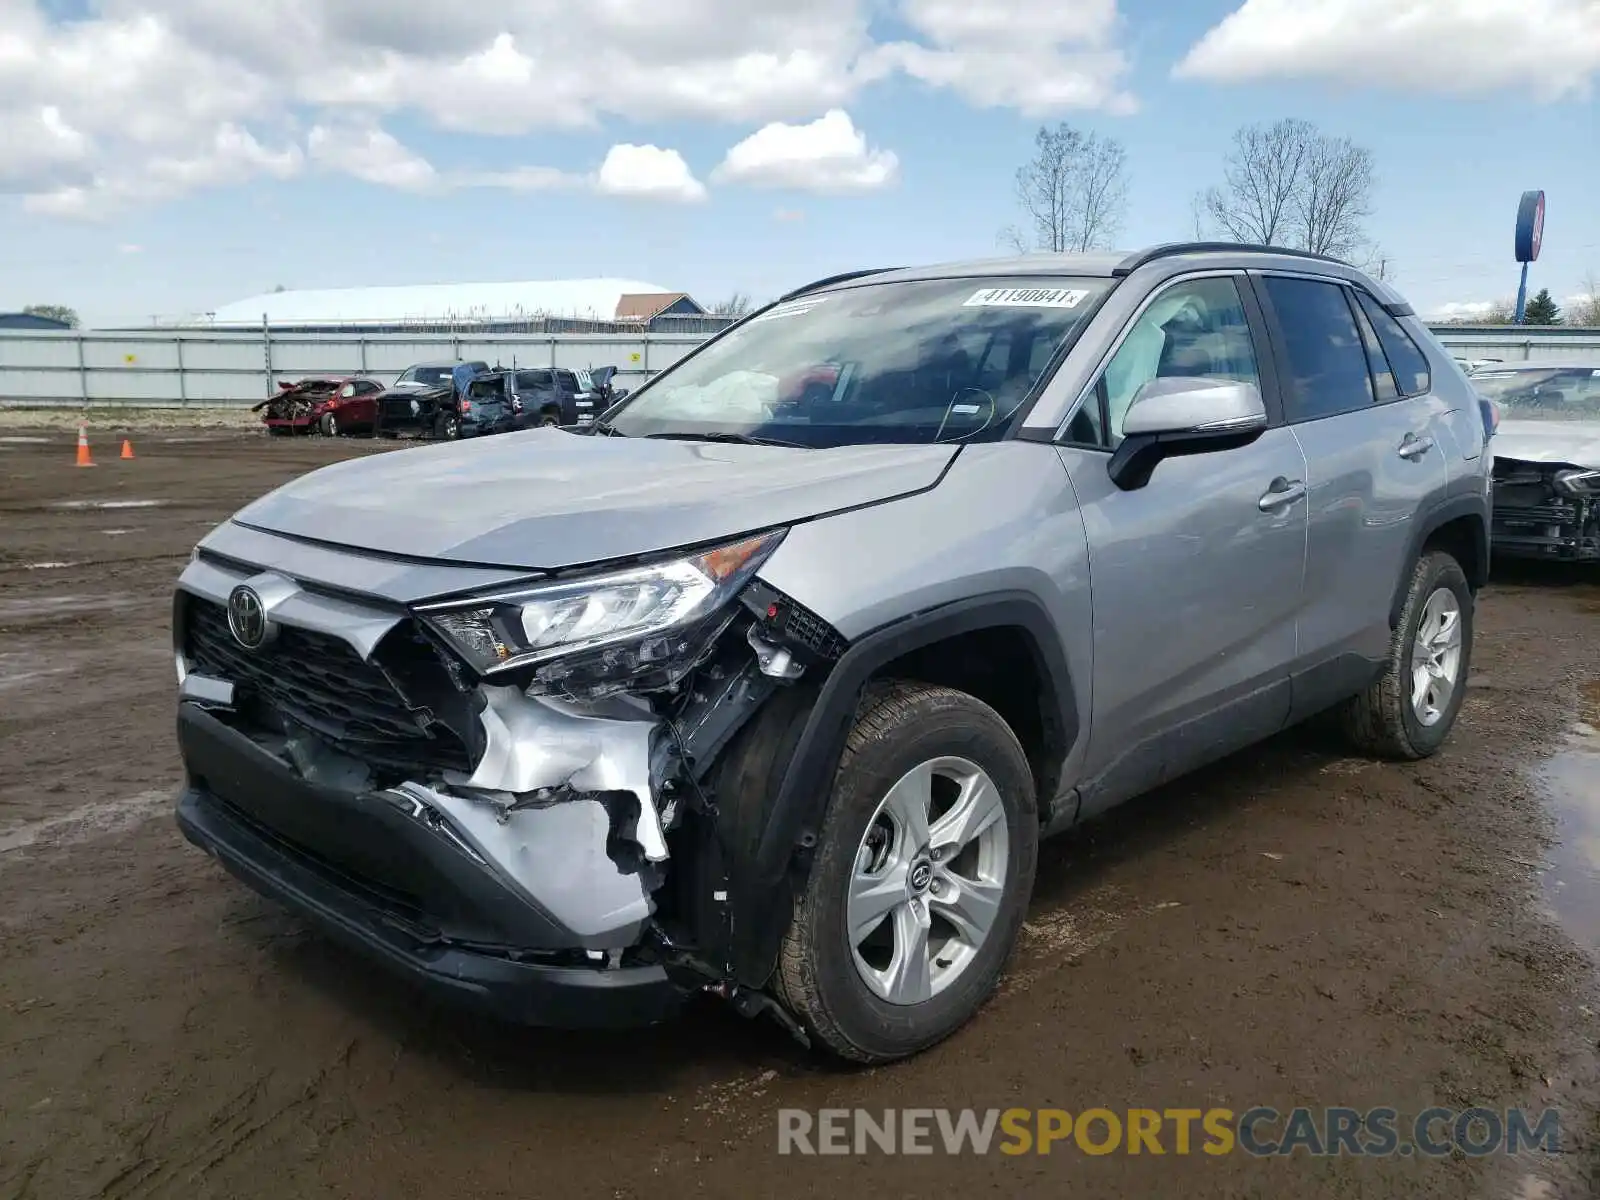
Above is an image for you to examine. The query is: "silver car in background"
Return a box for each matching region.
[1476,364,1600,562]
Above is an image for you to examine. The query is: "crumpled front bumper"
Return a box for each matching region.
[175,702,687,1028]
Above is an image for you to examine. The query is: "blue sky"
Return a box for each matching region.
[2,0,1596,326]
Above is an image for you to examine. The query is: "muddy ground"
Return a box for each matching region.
[2,427,1598,1200]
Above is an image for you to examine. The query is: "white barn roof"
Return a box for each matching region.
[208,278,689,327]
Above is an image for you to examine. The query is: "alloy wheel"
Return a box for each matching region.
[1410,586,1463,727]
[847,756,1011,1006]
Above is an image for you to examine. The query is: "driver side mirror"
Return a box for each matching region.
[1108,378,1269,491]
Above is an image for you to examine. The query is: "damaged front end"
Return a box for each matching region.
[172,528,846,1033]
[1491,459,1600,562]
[253,380,339,432]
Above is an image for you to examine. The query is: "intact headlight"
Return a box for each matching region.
[417,530,786,691]
[1553,468,1600,498]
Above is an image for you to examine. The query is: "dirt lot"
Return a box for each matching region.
[2,427,1598,1200]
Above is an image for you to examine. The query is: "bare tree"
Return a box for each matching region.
[1197,118,1375,261]
[1571,272,1600,327]
[22,303,79,328]
[709,292,753,317]
[1296,131,1374,258]
[1198,119,1311,246]
[1009,123,1129,254]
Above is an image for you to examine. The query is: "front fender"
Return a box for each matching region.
[726,590,1078,988]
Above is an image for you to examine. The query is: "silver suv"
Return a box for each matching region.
[173,244,1492,1062]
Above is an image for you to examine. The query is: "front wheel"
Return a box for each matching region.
[436,413,460,441]
[320,412,338,437]
[775,682,1038,1062]
[1336,549,1474,760]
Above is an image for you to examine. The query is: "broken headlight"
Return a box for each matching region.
[417,530,786,694]
[1553,468,1600,498]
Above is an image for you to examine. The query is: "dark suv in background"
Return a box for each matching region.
[507,367,610,429]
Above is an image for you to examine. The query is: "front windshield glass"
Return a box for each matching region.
[413,366,452,387]
[608,276,1110,447]
[1473,368,1600,420]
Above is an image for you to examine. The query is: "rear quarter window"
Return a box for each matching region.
[1353,291,1432,396]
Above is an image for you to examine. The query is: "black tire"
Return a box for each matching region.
[436,413,460,441]
[320,412,338,437]
[775,682,1038,1063]
[540,409,561,427]
[1337,550,1474,760]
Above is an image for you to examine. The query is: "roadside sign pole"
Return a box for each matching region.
[1512,190,1544,326]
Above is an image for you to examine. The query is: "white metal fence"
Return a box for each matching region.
[0,330,707,407]
[1,324,1596,409]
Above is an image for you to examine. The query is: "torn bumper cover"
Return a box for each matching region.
[176,707,684,1026]
[170,530,831,1025]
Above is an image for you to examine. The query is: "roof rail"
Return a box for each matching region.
[1112,242,1348,276]
[780,267,900,301]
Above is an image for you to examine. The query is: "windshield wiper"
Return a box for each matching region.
[642,431,807,448]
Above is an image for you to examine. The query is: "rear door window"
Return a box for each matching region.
[554,370,580,392]
[1261,276,1375,422]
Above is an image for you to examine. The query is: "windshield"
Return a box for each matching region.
[412,366,452,387]
[1473,368,1600,420]
[607,276,1109,447]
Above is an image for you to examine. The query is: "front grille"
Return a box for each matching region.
[184,596,473,776]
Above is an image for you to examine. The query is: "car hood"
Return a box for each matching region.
[1493,419,1600,469]
[229,430,957,570]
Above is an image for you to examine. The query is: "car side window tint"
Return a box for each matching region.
[1086,276,1261,448]
[554,370,580,391]
[1262,276,1374,421]
[1347,292,1400,402]
[1353,291,1432,397]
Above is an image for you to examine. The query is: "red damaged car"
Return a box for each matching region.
[254,376,386,437]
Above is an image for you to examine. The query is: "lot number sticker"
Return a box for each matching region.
[964,287,1089,309]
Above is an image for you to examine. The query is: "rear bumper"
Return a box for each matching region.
[175,704,687,1028]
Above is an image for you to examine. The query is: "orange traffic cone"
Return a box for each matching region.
[75,423,94,468]
[120,438,135,459]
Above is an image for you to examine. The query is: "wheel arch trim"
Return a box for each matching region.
[1388,494,1490,630]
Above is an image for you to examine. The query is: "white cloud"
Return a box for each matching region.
[1176,0,1600,100]
[713,110,897,192]
[873,0,1136,114]
[1428,301,1501,321]
[595,144,708,203]
[308,123,439,191]
[1,0,1138,215]
[22,123,303,218]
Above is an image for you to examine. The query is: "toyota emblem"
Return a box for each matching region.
[226,584,273,649]
[909,862,933,893]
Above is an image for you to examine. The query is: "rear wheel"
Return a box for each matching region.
[775,682,1038,1062]
[1337,550,1473,760]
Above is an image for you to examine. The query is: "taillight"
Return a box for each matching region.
[1479,397,1499,440]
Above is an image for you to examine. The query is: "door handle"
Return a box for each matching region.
[1258,477,1307,512]
[1397,433,1435,460]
